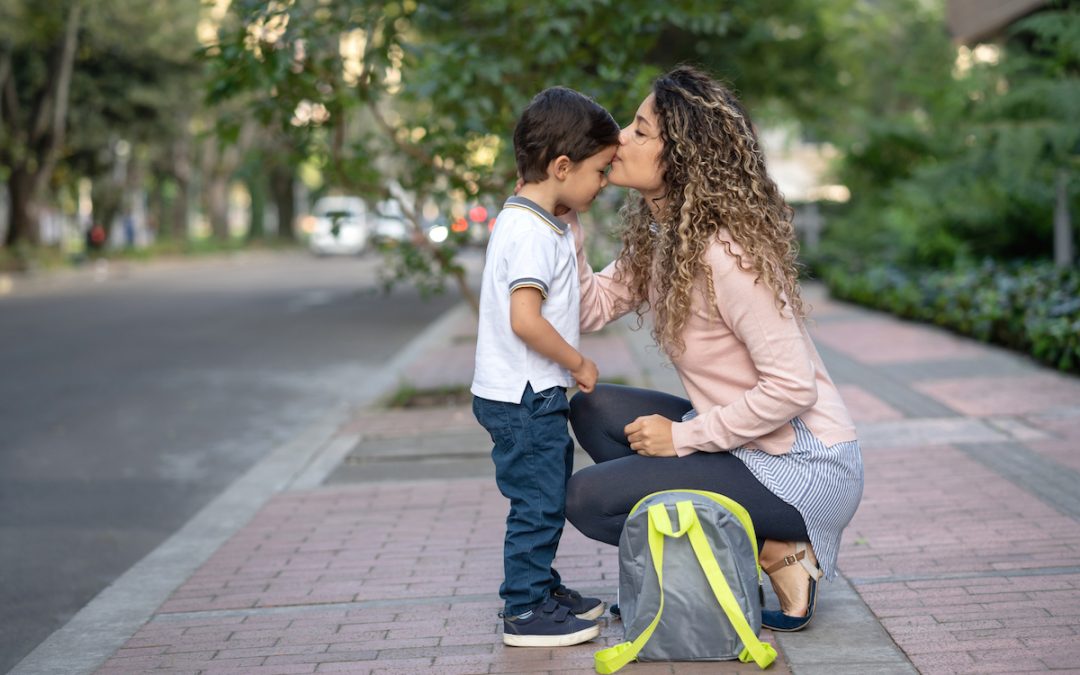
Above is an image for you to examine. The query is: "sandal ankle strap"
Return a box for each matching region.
[763,543,823,580]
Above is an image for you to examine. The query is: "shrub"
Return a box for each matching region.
[818,259,1080,373]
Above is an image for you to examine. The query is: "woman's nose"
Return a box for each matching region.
[619,127,631,144]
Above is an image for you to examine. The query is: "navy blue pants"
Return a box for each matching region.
[473,384,574,616]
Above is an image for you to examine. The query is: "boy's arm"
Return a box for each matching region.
[509,287,598,393]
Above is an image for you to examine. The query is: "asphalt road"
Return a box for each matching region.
[0,250,465,673]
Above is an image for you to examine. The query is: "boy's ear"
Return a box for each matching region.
[550,155,573,180]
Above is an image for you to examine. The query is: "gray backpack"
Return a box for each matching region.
[594,490,777,673]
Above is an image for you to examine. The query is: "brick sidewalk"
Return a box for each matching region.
[92,289,1080,674]
[807,292,1080,674]
[96,480,783,675]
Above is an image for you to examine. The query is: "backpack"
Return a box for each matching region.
[594,490,777,673]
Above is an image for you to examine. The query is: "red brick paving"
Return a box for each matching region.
[98,481,789,674]
[94,291,1080,674]
[810,317,987,364]
[819,296,1080,673]
[835,384,906,422]
[913,374,1080,417]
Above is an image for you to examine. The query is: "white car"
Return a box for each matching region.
[370,199,410,244]
[307,196,370,256]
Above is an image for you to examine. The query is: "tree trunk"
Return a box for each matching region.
[170,177,190,241]
[148,176,165,241]
[91,176,122,243]
[269,164,296,240]
[4,169,38,247]
[451,265,480,314]
[206,174,230,240]
[0,3,81,249]
[167,129,192,241]
[246,172,266,241]
[1054,168,1073,268]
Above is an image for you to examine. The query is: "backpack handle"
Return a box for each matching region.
[594,501,776,673]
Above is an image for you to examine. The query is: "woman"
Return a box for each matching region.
[565,65,863,631]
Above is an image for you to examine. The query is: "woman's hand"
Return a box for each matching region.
[562,210,584,249]
[624,415,676,457]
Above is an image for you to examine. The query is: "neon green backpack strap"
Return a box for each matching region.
[680,501,777,669]
[594,503,690,674]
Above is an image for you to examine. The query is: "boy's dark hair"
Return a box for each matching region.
[513,87,620,183]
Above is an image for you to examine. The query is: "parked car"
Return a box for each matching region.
[307,196,369,256]
[370,199,410,245]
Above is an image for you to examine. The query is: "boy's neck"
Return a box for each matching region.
[516,183,559,217]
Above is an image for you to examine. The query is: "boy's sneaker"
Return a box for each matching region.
[502,598,600,647]
[551,584,605,620]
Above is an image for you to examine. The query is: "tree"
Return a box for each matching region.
[0,0,82,247]
[990,6,1080,267]
[1,0,204,249]
[206,0,840,308]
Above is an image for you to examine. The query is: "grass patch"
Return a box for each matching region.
[0,238,304,274]
[386,383,473,408]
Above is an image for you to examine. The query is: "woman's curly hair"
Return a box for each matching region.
[617,65,805,356]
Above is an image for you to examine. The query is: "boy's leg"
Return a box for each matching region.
[548,419,575,592]
[473,385,570,616]
[473,387,599,647]
[528,386,604,620]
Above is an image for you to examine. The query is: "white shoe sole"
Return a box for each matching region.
[575,603,605,621]
[503,623,600,647]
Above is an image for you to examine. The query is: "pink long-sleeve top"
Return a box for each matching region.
[577,228,857,456]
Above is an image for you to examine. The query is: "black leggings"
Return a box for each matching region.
[566,384,808,547]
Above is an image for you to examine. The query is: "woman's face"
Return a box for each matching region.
[607,93,666,202]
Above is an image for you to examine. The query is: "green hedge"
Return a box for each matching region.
[818,260,1080,373]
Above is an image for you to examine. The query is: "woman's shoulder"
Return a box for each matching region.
[704,231,750,276]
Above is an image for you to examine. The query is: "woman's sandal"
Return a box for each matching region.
[761,542,823,632]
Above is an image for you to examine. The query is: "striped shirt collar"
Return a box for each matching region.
[502,196,568,234]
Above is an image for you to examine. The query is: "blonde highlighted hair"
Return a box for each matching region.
[617,65,804,356]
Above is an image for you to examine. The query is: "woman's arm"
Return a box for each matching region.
[566,213,639,332]
[670,254,818,455]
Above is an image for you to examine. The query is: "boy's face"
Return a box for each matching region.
[557,146,617,213]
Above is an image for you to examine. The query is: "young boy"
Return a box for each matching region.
[471,87,620,647]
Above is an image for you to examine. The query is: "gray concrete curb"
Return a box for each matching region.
[9,302,472,675]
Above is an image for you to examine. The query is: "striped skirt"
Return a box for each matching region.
[730,418,864,580]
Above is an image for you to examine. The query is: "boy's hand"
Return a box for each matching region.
[624,415,676,457]
[571,356,599,393]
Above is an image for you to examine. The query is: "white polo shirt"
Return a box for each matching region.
[471,196,580,403]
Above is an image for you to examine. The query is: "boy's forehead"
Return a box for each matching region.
[594,146,617,162]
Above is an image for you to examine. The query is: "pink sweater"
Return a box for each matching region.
[577,229,857,456]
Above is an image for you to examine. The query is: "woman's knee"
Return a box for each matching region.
[565,470,601,530]
[569,384,620,435]
[566,470,622,546]
[569,385,608,425]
